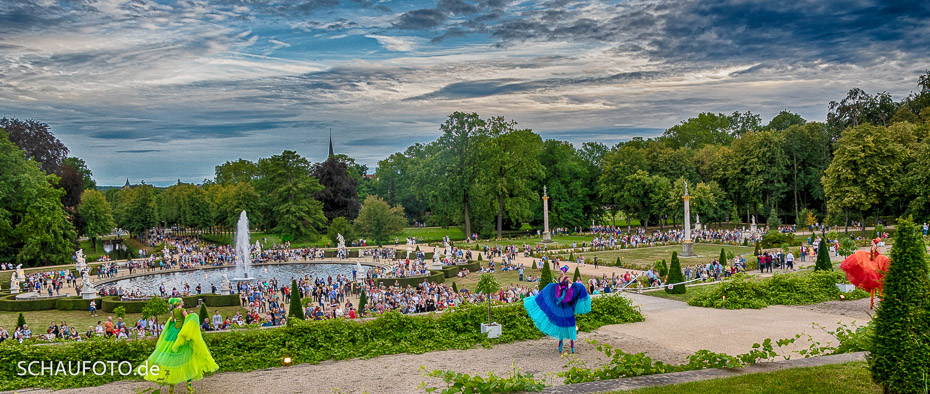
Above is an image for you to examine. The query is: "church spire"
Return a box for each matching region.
[328,127,335,158]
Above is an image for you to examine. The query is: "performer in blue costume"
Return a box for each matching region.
[524,274,591,353]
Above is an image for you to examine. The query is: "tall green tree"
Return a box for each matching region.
[312,157,360,221]
[599,140,649,229]
[0,117,69,174]
[823,124,908,231]
[255,151,326,240]
[0,130,75,266]
[826,88,897,143]
[288,280,305,323]
[214,159,258,185]
[432,112,486,236]
[766,110,806,131]
[78,189,115,253]
[868,218,930,393]
[355,195,406,247]
[727,130,788,222]
[538,260,553,291]
[479,117,544,239]
[327,216,354,246]
[781,123,830,223]
[537,140,598,228]
[666,252,685,294]
[814,238,832,271]
[62,157,96,190]
[115,185,159,237]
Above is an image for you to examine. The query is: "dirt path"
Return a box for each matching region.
[21,293,872,394]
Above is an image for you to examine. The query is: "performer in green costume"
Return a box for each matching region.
[145,298,219,393]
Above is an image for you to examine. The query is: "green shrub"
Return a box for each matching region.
[17,312,26,329]
[141,297,169,319]
[539,261,553,291]
[815,239,833,271]
[421,364,547,393]
[652,260,668,278]
[113,306,126,318]
[868,218,930,393]
[573,267,581,282]
[451,282,458,293]
[689,274,767,309]
[0,294,643,391]
[719,248,727,265]
[198,302,209,323]
[0,294,58,311]
[358,290,367,315]
[666,252,686,294]
[760,230,793,248]
[288,280,304,323]
[54,297,97,311]
[688,271,868,309]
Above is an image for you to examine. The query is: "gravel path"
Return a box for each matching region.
[20,293,873,394]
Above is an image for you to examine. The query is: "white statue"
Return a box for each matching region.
[337,233,346,250]
[220,272,232,295]
[75,249,86,269]
[81,269,93,290]
[432,247,442,269]
[10,266,21,294]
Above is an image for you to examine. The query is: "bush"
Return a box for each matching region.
[573,267,581,282]
[373,270,445,288]
[0,294,643,391]
[688,271,868,309]
[539,261,553,291]
[113,306,126,318]
[54,297,96,311]
[868,218,930,393]
[0,294,58,311]
[719,248,727,265]
[760,230,793,248]
[451,282,458,293]
[288,280,304,323]
[815,239,833,271]
[422,364,547,393]
[358,290,367,315]
[17,312,26,329]
[141,297,169,319]
[198,302,209,323]
[652,260,668,278]
[666,252,686,294]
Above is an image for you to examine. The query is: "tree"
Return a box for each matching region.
[868,218,930,393]
[17,312,26,329]
[114,185,158,237]
[355,195,406,247]
[766,110,806,131]
[823,124,908,231]
[478,117,544,239]
[63,157,96,190]
[313,157,361,221]
[255,151,327,240]
[142,297,169,319]
[539,261,553,291]
[782,123,830,223]
[537,140,599,228]
[727,130,788,224]
[599,141,649,229]
[451,282,458,293]
[433,112,486,236]
[288,280,305,323]
[827,88,897,143]
[666,252,685,294]
[78,189,115,252]
[215,158,258,184]
[198,302,209,324]
[0,117,69,174]
[476,273,501,325]
[57,160,86,209]
[572,266,581,282]
[327,217,353,246]
[209,182,261,230]
[661,113,735,149]
[358,289,368,316]
[0,130,76,266]
[719,248,727,266]
[815,238,832,271]
[903,141,930,221]
[159,184,213,232]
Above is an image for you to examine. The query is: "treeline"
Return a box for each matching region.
[371,72,930,236]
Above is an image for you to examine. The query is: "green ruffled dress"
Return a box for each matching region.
[144,309,219,385]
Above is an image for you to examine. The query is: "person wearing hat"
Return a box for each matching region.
[523,273,591,354]
[144,298,218,393]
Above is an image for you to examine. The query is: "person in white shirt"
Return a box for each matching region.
[212,311,223,329]
[786,252,795,270]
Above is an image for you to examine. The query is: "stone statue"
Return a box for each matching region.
[219,272,232,295]
[432,247,442,269]
[337,233,346,250]
[80,268,97,299]
[75,249,86,269]
[10,266,21,294]
[81,269,92,290]
[406,237,414,259]
[750,215,758,233]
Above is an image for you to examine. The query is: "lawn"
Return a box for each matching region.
[457,234,595,251]
[620,361,880,394]
[445,266,545,292]
[643,281,724,303]
[559,244,754,269]
[401,226,466,242]
[0,305,249,334]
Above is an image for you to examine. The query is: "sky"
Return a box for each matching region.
[1,0,929,186]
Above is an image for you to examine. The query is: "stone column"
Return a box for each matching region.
[682,182,696,257]
[542,186,552,243]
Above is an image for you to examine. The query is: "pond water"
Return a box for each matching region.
[104,263,368,294]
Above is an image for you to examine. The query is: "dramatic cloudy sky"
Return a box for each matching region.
[1,0,929,185]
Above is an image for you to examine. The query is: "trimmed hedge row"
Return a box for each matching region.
[0,293,239,313]
[373,269,445,287]
[55,297,102,311]
[0,294,644,390]
[101,294,240,313]
[439,261,481,278]
[0,294,58,311]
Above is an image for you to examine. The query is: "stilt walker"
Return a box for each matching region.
[145,298,219,393]
[524,272,591,353]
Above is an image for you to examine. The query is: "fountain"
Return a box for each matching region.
[232,210,253,282]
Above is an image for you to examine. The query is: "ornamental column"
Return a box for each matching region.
[682,181,696,257]
[542,186,552,243]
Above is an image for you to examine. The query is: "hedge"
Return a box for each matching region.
[101,294,239,313]
[0,294,58,311]
[0,293,644,390]
[373,270,445,287]
[54,297,102,311]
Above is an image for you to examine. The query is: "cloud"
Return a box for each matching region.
[365,34,421,51]
[115,149,162,153]
[393,8,447,30]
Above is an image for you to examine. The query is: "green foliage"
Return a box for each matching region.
[568,251,574,261]
[760,230,795,248]
[356,195,407,247]
[666,252,686,294]
[477,253,482,261]
[114,184,158,238]
[538,260,552,291]
[476,273,501,324]
[451,282,458,294]
[719,248,727,265]
[0,294,642,390]
[141,297,169,319]
[77,189,114,250]
[868,218,930,393]
[288,280,305,323]
[17,312,26,328]
[815,239,833,271]
[837,235,856,257]
[326,217,353,246]
[652,259,668,278]
[688,271,868,309]
[420,363,547,393]
[313,157,362,221]
[198,302,209,324]
[254,150,327,240]
[358,290,367,315]
[0,130,76,266]
[113,306,126,318]
[560,338,782,384]
[754,242,760,255]
[572,266,581,282]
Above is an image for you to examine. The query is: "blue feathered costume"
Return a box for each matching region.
[524,277,591,353]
